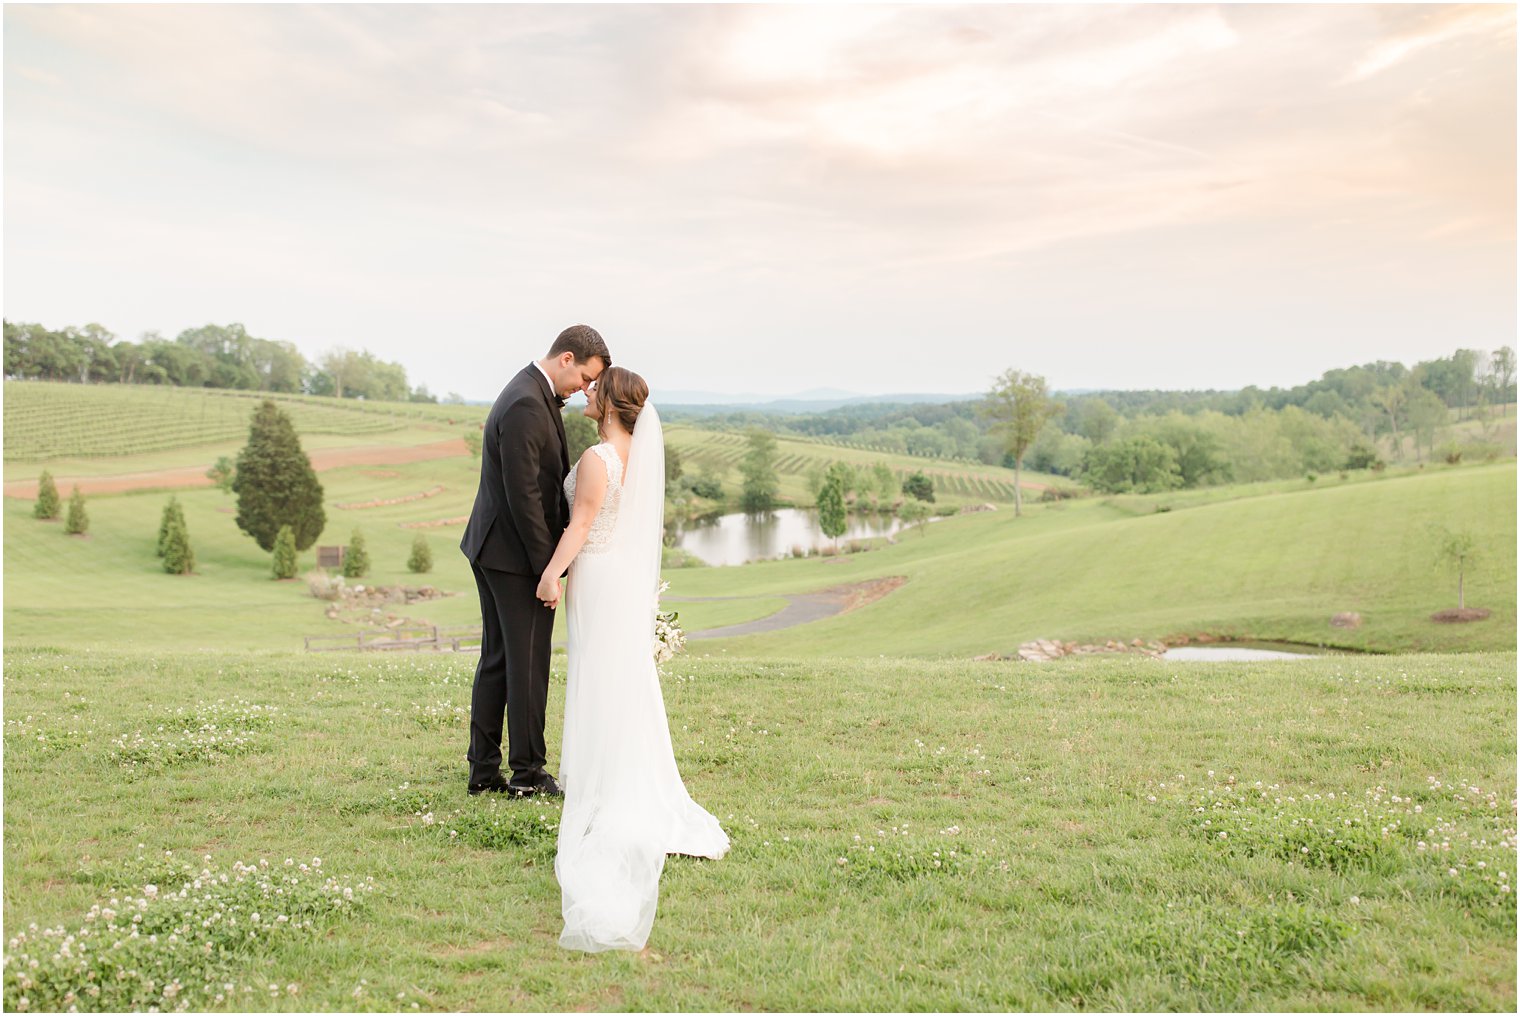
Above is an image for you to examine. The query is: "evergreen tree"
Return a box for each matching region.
[161,512,195,575]
[407,533,433,574]
[157,496,185,557]
[34,470,60,520]
[342,528,370,578]
[233,400,325,551]
[271,525,299,579]
[64,486,89,535]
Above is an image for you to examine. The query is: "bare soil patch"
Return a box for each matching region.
[1430,608,1492,622]
[336,484,446,510]
[401,515,470,529]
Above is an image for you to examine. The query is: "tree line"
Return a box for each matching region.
[3,319,452,403]
[680,346,1515,498]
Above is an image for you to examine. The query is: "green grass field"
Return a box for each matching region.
[3,650,1513,1010]
[4,385,1516,1011]
[3,381,487,463]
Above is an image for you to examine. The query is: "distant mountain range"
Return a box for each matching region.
[649,388,978,414]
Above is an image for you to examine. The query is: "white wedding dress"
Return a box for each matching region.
[555,403,729,953]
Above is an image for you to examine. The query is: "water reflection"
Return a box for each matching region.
[668,508,904,567]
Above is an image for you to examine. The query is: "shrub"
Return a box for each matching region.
[342,529,370,578]
[899,499,931,534]
[683,472,724,500]
[306,569,345,600]
[233,400,325,552]
[463,430,482,459]
[272,525,299,579]
[205,456,235,492]
[1039,484,1081,502]
[33,470,60,520]
[161,512,195,575]
[407,533,433,574]
[902,471,936,503]
[156,497,186,557]
[64,487,88,535]
[1343,442,1383,471]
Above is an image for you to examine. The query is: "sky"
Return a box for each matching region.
[3,3,1515,401]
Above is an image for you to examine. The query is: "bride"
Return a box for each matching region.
[534,366,730,953]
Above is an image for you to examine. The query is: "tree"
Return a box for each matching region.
[902,471,935,503]
[1079,436,1182,494]
[34,470,60,520]
[161,511,195,575]
[1371,384,1408,457]
[272,525,299,579]
[739,428,780,513]
[665,443,683,487]
[564,412,597,463]
[232,400,326,552]
[1487,346,1516,415]
[1406,388,1449,463]
[872,463,898,507]
[157,496,186,557]
[898,498,931,535]
[816,465,847,547]
[342,529,370,579]
[407,533,433,574]
[981,369,1063,516]
[1432,526,1480,609]
[1073,398,1119,445]
[64,486,88,535]
[205,456,235,493]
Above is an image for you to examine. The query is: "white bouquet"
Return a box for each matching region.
[654,581,687,665]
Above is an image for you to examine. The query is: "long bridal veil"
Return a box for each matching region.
[555,403,729,953]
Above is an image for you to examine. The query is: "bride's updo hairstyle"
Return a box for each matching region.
[598,366,649,433]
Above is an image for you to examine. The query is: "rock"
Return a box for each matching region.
[1330,612,1363,629]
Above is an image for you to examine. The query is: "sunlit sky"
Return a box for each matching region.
[4,4,1515,401]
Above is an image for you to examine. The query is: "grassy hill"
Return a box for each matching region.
[3,380,486,464]
[672,461,1517,656]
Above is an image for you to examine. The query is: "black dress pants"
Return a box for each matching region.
[468,562,555,786]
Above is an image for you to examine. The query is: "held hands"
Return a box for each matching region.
[536,572,563,610]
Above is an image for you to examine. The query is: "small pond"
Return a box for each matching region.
[668,508,904,567]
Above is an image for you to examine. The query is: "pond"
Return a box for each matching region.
[668,508,905,567]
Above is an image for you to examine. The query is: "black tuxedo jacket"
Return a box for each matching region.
[459,365,570,576]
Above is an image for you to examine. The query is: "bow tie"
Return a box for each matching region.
[555,396,568,409]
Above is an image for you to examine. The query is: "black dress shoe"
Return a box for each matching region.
[530,773,564,798]
[468,777,512,796]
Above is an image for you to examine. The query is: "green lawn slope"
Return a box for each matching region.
[672,462,1516,656]
[3,649,1513,1010]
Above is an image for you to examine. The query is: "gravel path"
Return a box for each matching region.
[681,576,907,639]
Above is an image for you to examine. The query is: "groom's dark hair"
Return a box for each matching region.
[548,325,611,368]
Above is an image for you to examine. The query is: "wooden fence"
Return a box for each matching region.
[304,626,482,653]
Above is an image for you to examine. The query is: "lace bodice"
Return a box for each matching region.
[564,443,625,554]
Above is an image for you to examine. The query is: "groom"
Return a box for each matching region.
[460,325,610,797]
